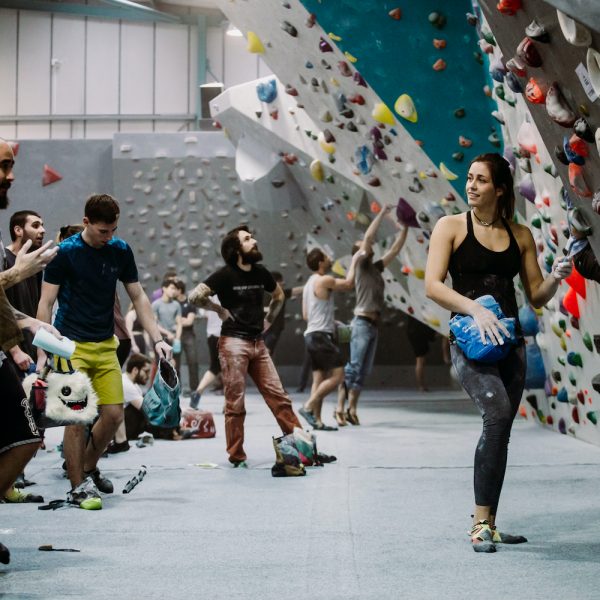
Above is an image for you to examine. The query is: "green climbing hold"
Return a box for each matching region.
[544,163,558,177]
[482,27,496,46]
[531,216,542,229]
[583,332,593,352]
[567,352,583,368]
[544,254,554,269]
[568,372,576,386]
[495,85,506,101]
[558,319,566,331]
[536,409,545,422]
[326,174,335,184]
[557,355,566,366]
[587,411,598,425]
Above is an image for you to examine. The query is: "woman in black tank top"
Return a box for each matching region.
[425,153,573,553]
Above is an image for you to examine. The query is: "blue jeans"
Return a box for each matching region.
[344,317,378,390]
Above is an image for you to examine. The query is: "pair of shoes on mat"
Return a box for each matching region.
[106,440,130,454]
[345,409,360,426]
[469,520,527,553]
[67,477,102,510]
[231,460,248,469]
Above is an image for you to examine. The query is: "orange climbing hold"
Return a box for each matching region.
[565,267,587,299]
[433,38,447,49]
[370,201,382,214]
[42,164,62,186]
[568,163,592,197]
[433,58,447,71]
[525,78,547,104]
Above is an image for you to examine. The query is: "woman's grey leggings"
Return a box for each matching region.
[451,343,526,514]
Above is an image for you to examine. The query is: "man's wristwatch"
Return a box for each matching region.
[153,338,164,345]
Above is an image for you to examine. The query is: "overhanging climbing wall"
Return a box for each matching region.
[475,0,600,444]
[215,0,479,333]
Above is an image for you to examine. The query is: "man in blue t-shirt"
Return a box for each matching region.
[189,225,302,467]
[37,194,171,509]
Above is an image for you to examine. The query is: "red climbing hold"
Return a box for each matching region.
[388,8,402,20]
[42,164,62,186]
[497,0,522,16]
[433,58,447,71]
[562,286,580,319]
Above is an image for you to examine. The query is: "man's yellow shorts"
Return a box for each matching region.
[69,336,124,406]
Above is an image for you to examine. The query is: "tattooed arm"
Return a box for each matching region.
[0,240,57,290]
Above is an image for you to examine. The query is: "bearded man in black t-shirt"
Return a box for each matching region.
[189,226,302,467]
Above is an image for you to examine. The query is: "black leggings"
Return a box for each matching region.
[451,343,526,515]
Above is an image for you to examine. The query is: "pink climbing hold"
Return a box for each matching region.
[42,164,62,186]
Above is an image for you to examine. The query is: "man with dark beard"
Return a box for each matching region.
[189,225,302,467]
[0,139,59,563]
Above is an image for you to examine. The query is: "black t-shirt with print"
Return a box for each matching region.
[205,264,276,340]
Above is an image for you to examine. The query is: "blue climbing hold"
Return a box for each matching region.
[257,79,278,103]
[355,145,374,175]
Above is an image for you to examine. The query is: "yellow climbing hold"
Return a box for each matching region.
[372,102,395,125]
[419,171,427,179]
[310,159,324,182]
[317,132,336,154]
[394,94,418,123]
[559,336,567,351]
[328,32,342,42]
[344,51,358,63]
[246,31,265,54]
[439,162,458,180]
[425,316,441,327]
[356,213,370,226]
[332,260,346,277]
[330,77,340,87]
[413,269,425,280]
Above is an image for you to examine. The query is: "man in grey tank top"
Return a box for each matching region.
[336,205,407,426]
[299,247,362,430]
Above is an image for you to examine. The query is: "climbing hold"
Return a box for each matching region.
[583,332,593,352]
[281,21,298,37]
[454,108,466,118]
[546,83,576,127]
[285,84,298,96]
[428,12,447,29]
[344,51,358,63]
[367,176,381,187]
[525,19,549,43]
[354,145,374,175]
[557,10,592,46]
[433,38,447,49]
[433,58,447,71]
[271,180,285,189]
[396,198,419,228]
[489,56,506,82]
[309,159,324,182]
[349,94,365,105]
[256,79,277,103]
[372,102,395,125]
[497,0,521,15]
[506,57,527,77]
[558,418,567,434]
[439,162,458,180]
[518,174,536,203]
[573,118,594,143]
[517,121,538,155]
[42,164,62,186]
[488,132,501,148]
[458,136,472,147]
[563,287,580,318]
[557,387,568,403]
[388,7,402,20]
[337,61,352,77]
[319,37,333,53]
[568,163,592,197]
[586,48,600,98]
[587,411,598,425]
[506,72,523,94]
[353,72,367,87]
[246,31,265,54]
[306,13,316,28]
[394,94,418,123]
[565,267,586,299]
[318,132,336,154]
[567,351,583,368]
[516,37,542,68]
[452,152,464,162]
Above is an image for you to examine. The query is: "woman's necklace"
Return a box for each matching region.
[472,210,499,227]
